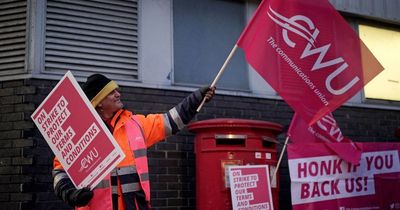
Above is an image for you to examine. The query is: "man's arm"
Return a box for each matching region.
[167,86,216,134]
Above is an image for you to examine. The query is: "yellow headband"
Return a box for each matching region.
[90,80,119,107]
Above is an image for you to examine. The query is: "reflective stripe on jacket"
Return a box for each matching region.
[53,109,171,210]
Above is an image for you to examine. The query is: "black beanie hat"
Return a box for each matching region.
[82,74,119,107]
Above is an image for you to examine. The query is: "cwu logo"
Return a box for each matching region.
[79,147,99,172]
[267,6,360,96]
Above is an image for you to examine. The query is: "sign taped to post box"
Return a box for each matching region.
[31,71,125,189]
[229,165,274,210]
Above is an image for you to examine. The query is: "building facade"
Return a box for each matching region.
[0,0,399,209]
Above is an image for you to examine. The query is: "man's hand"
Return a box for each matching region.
[67,187,94,207]
[200,86,216,102]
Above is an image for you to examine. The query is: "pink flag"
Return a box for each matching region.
[237,0,383,125]
[288,112,362,164]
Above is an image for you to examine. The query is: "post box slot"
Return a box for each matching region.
[262,136,279,148]
[215,134,246,147]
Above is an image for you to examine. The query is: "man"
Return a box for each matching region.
[52,74,216,210]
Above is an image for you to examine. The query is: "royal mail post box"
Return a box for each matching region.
[188,118,283,210]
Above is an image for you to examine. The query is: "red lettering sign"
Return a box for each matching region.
[229,165,274,210]
[288,143,400,210]
[31,71,125,189]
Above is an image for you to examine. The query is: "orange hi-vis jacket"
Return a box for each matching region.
[53,88,205,209]
[53,109,172,210]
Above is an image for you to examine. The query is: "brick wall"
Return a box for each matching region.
[0,78,399,210]
[0,79,35,210]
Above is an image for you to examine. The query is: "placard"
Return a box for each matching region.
[31,71,125,189]
[229,165,274,210]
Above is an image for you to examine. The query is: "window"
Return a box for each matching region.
[173,0,249,91]
[359,23,400,101]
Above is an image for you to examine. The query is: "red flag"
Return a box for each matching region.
[288,112,362,164]
[237,0,383,125]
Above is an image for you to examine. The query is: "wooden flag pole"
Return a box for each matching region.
[271,135,290,185]
[196,44,239,112]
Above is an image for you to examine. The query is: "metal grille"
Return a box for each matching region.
[0,0,27,75]
[45,0,139,79]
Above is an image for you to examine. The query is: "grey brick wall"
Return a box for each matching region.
[0,80,35,210]
[0,78,399,210]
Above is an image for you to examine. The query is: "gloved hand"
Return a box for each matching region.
[54,177,94,207]
[67,187,94,207]
[199,86,216,102]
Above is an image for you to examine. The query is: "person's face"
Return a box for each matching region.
[98,89,124,117]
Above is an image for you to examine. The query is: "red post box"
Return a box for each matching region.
[188,118,283,210]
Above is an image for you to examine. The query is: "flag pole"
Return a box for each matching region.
[196,44,239,112]
[271,135,290,184]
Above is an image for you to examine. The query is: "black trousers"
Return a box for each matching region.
[111,173,149,210]
[112,190,149,210]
